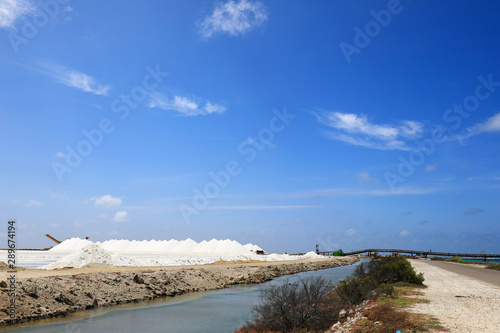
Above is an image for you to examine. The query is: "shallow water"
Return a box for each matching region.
[462,258,500,264]
[3,260,364,333]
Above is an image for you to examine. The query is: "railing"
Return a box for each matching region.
[318,248,500,259]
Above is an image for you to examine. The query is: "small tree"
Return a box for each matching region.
[248,276,340,332]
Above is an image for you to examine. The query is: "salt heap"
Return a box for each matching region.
[44,243,140,269]
[50,237,264,255]
[49,237,93,252]
[303,251,323,258]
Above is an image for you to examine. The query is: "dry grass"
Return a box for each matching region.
[350,284,449,333]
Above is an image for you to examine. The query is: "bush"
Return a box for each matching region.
[486,263,500,271]
[353,256,424,285]
[335,276,378,307]
[247,276,340,332]
[447,256,465,263]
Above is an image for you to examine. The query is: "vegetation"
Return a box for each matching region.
[446,256,468,264]
[486,263,500,271]
[242,276,340,332]
[241,256,431,332]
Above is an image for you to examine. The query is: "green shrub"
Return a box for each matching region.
[353,256,424,285]
[335,276,378,306]
[378,256,424,285]
[375,283,394,297]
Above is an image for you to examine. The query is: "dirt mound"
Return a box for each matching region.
[0,261,26,271]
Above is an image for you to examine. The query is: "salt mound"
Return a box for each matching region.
[303,251,323,258]
[44,243,139,269]
[47,237,266,255]
[49,237,93,252]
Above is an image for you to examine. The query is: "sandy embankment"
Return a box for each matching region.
[410,259,500,333]
[0,256,357,327]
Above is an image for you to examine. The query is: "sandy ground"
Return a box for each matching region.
[410,259,500,333]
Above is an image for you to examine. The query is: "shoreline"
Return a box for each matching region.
[0,256,358,328]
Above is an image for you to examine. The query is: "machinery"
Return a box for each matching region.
[45,234,89,244]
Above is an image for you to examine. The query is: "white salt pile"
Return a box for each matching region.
[44,243,141,269]
[49,237,93,252]
[303,251,323,258]
[40,238,327,270]
[49,237,264,255]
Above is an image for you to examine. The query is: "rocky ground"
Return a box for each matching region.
[0,256,357,327]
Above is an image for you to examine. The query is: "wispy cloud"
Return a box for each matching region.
[91,195,122,208]
[43,64,111,96]
[399,230,412,237]
[287,186,439,198]
[25,199,43,207]
[0,0,32,28]
[458,112,500,141]
[354,171,380,186]
[424,164,436,172]
[313,111,424,151]
[199,0,268,38]
[200,205,323,210]
[346,228,357,236]
[147,92,226,116]
[467,176,500,181]
[354,172,370,183]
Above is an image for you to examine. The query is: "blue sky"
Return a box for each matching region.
[1,0,500,253]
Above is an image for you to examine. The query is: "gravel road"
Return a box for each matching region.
[422,260,500,288]
[410,259,500,333]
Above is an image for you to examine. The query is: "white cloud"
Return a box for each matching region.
[199,0,268,38]
[113,211,129,222]
[346,228,357,236]
[0,0,32,28]
[399,230,412,237]
[48,223,58,228]
[148,92,226,116]
[25,199,43,207]
[483,112,500,131]
[43,64,111,96]
[459,112,500,141]
[55,151,65,158]
[314,111,424,151]
[92,195,122,208]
